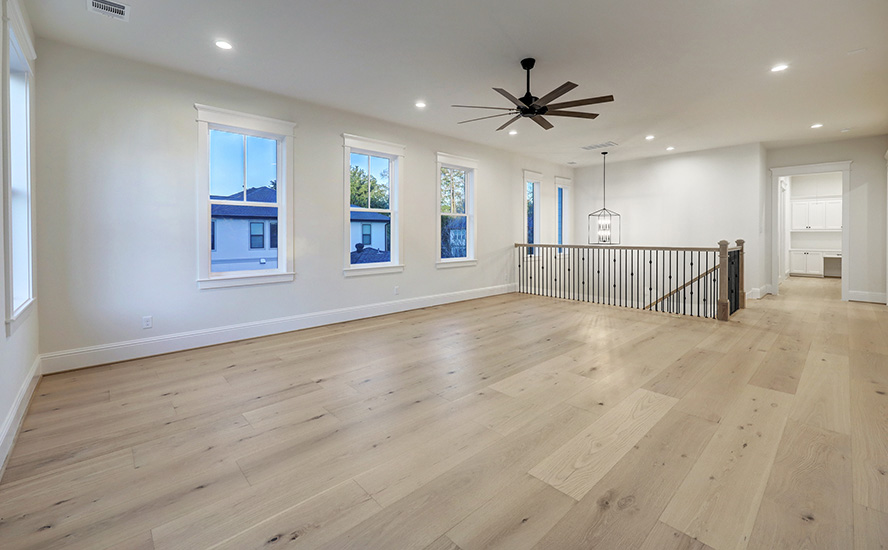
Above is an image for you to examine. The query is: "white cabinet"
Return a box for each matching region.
[791,199,840,230]
[790,251,824,276]
[824,200,842,229]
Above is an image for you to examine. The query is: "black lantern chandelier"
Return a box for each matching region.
[588,151,621,244]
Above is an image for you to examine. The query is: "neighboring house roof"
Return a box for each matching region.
[350,206,390,223]
[211,187,277,218]
[350,247,390,264]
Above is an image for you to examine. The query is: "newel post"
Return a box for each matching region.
[717,240,729,321]
[735,239,746,309]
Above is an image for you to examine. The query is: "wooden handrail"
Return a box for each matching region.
[645,265,718,310]
[515,243,720,253]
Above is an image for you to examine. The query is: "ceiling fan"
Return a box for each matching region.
[453,58,614,131]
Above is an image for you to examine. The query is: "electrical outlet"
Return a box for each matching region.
[142,315,153,329]
[393,286,399,295]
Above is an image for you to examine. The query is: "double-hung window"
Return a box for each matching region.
[4,8,36,334]
[195,105,296,288]
[437,153,476,266]
[343,134,404,275]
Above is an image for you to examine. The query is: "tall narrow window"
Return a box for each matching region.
[4,24,35,329]
[195,104,296,288]
[343,134,404,274]
[555,176,571,249]
[524,171,541,254]
[437,153,476,265]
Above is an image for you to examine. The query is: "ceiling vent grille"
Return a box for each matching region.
[581,141,618,150]
[87,0,130,21]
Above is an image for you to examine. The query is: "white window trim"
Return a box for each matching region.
[523,170,542,251]
[194,104,297,289]
[555,176,572,248]
[343,134,405,277]
[436,152,477,268]
[3,0,36,335]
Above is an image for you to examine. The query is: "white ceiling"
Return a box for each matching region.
[24,0,888,165]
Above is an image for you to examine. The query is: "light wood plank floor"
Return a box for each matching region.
[1,277,886,550]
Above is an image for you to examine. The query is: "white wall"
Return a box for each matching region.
[768,135,888,301]
[33,39,572,371]
[573,143,771,295]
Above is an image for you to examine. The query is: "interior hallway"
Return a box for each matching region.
[0,277,885,549]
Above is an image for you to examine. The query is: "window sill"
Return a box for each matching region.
[343,264,405,278]
[436,259,477,269]
[198,272,295,289]
[6,297,36,337]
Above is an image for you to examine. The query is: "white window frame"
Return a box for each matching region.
[523,170,542,253]
[342,134,405,277]
[555,176,572,248]
[195,104,296,289]
[3,0,36,336]
[436,153,477,268]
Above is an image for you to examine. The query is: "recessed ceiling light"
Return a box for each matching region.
[666,146,675,151]
[771,64,789,72]
[215,40,233,50]
[810,123,823,129]
[415,101,426,109]
[509,130,518,135]
[645,135,655,141]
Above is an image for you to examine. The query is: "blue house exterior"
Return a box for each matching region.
[350,206,390,264]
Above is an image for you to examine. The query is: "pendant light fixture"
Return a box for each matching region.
[588,151,621,244]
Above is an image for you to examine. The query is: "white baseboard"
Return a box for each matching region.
[747,285,774,300]
[847,290,888,304]
[41,283,518,374]
[0,356,41,479]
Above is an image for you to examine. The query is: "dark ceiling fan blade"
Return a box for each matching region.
[458,113,515,124]
[452,105,516,110]
[545,95,614,110]
[531,115,554,130]
[533,81,578,108]
[545,110,600,119]
[496,115,522,131]
[493,88,526,108]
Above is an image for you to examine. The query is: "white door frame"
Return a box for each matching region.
[770,161,851,301]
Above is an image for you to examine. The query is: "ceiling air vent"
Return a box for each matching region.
[87,0,130,21]
[581,141,618,150]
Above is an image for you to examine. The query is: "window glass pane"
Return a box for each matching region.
[210,206,278,272]
[349,153,370,208]
[350,211,391,264]
[369,156,390,210]
[557,187,563,245]
[441,215,467,258]
[440,167,466,214]
[210,130,245,200]
[361,223,372,245]
[246,136,277,203]
[270,222,278,249]
[526,181,535,245]
[10,70,30,309]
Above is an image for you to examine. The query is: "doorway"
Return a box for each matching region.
[771,161,851,301]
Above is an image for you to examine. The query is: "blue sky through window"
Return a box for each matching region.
[210,130,277,201]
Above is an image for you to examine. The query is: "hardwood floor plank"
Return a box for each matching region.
[788,350,851,435]
[853,503,888,550]
[529,388,678,500]
[446,475,575,550]
[659,384,793,550]
[206,480,381,550]
[746,420,853,550]
[643,348,725,399]
[531,409,717,550]
[851,376,888,513]
[638,522,715,550]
